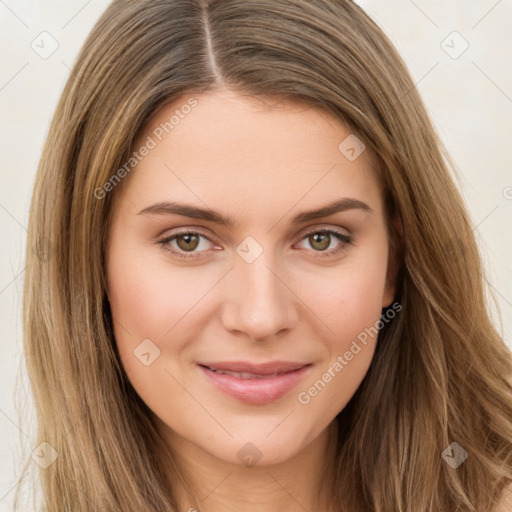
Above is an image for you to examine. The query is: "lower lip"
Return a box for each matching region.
[198,365,311,405]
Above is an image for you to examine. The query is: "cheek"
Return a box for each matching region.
[106,247,205,419]
[107,245,212,351]
[336,264,388,337]
[296,251,389,345]
[292,248,388,419]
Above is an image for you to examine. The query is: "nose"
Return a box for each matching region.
[220,249,299,342]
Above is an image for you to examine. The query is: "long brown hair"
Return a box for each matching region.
[17,0,512,510]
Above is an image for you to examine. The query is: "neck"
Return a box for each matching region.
[156,418,339,512]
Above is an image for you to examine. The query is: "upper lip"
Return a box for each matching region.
[198,361,309,375]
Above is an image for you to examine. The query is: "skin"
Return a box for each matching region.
[106,88,397,512]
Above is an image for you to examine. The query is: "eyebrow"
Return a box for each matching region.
[137,197,372,227]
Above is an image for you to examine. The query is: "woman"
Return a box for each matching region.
[18,0,512,510]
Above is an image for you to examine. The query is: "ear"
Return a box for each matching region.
[382,215,402,308]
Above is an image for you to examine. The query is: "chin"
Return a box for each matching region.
[217,435,310,468]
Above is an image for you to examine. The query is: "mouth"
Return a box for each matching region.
[197,361,312,405]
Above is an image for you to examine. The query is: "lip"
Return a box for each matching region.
[197,361,312,405]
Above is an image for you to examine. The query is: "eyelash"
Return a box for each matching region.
[156,228,352,260]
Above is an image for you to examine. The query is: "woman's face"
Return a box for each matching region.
[107,89,396,467]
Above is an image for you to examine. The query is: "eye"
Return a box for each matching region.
[157,229,219,260]
[295,228,352,258]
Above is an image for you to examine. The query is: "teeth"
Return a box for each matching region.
[210,368,280,379]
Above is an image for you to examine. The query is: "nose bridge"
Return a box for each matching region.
[221,240,298,340]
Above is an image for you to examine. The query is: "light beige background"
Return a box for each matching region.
[1,0,511,509]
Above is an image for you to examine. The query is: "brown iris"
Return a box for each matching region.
[308,232,331,251]
[176,234,200,252]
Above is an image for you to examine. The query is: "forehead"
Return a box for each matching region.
[116,90,383,218]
